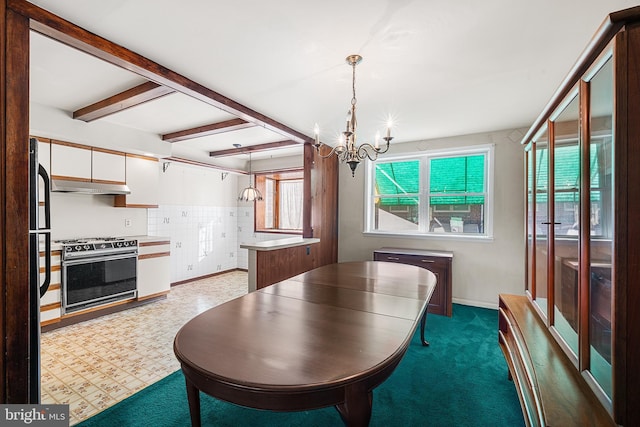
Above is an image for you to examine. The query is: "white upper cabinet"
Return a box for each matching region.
[114,154,160,208]
[36,137,50,175]
[34,137,51,205]
[92,149,126,184]
[38,137,159,208]
[50,140,91,181]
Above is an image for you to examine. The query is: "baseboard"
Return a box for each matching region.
[452,297,498,310]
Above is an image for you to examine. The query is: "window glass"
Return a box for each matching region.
[366,146,493,237]
[264,178,274,229]
[279,180,303,230]
[255,171,303,233]
[373,160,420,231]
[429,154,485,234]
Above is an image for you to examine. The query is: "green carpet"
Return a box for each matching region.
[78,304,524,426]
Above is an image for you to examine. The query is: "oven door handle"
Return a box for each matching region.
[62,252,138,266]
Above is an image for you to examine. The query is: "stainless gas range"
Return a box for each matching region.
[58,237,138,313]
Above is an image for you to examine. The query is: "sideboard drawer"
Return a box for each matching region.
[374,248,453,316]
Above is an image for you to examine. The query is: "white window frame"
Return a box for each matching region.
[364,144,494,240]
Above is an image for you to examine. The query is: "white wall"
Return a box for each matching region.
[31,102,154,240]
[49,193,147,240]
[148,162,240,283]
[148,162,300,281]
[30,102,170,157]
[337,128,527,309]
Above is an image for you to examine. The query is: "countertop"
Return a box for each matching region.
[240,237,320,251]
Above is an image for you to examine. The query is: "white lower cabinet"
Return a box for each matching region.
[137,240,171,299]
[40,250,62,326]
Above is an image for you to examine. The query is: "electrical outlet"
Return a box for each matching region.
[125,218,132,227]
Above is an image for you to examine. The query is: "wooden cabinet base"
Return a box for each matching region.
[498,294,614,427]
[374,248,452,316]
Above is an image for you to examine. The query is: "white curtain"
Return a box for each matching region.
[279,180,303,230]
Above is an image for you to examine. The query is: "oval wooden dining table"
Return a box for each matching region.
[173,261,437,426]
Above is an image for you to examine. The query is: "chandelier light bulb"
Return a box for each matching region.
[314,123,320,146]
[336,134,346,154]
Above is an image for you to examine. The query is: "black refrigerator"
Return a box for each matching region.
[28,137,52,403]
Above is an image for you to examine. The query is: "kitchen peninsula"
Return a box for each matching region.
[241,237,320,291]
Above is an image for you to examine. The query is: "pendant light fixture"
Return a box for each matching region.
[238,148,263,202]
[313,54,393,176]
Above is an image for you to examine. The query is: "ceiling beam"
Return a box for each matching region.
[73,81,175,122]
[209,140,299,157]
[163,118,255,143]
[10,0,312,144]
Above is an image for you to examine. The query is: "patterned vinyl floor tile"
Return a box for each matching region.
[40,270,248,426]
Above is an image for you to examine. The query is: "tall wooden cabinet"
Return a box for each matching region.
[499,7,640,426]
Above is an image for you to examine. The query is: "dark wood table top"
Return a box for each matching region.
[174,261,437,425]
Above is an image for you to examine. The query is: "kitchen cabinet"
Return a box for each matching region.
[32,136,50,205]
[49,139,127,185]
[137,239,171,299]
[500,10,640,426]
[39,249,61,326]
[114,154,160,208]
[34,136,50,176]
[50,139,92,181]
[373,247,452,316]
[91,148,126,184]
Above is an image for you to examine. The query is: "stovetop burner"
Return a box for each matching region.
[57,236,138,259]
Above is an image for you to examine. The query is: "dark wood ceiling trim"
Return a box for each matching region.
[9,0,312,144]
[73,81,175,122]
[163,118,255,143]
[209,140,299,157]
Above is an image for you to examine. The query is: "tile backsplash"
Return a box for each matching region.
[149,205,298,284]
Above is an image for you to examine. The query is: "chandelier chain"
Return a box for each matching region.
[351,61,357,106]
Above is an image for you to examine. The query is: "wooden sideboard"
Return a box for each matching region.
[373,247,452,316]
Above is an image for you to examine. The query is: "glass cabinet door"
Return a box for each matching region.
[526,147,534,296]
[551,91,580,356]
[587,55,613,399]
[533,126,549,318]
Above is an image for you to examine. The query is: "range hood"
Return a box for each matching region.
[51,178,131,195]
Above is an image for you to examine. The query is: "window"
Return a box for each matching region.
[365,145,493,238]
[255,170,303,232]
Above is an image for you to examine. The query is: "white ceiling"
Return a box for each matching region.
[27,0,638,169]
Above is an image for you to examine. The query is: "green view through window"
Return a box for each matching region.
[366,145,493,237]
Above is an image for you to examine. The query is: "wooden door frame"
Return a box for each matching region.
[1,0,336,402]
[1,0,31,402]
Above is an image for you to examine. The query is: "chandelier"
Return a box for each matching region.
[238,149,263,202]
[313,54,393,176]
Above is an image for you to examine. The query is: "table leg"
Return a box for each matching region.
[185,377,202,427]
[420,310,429,346]
[335,384,372,426]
